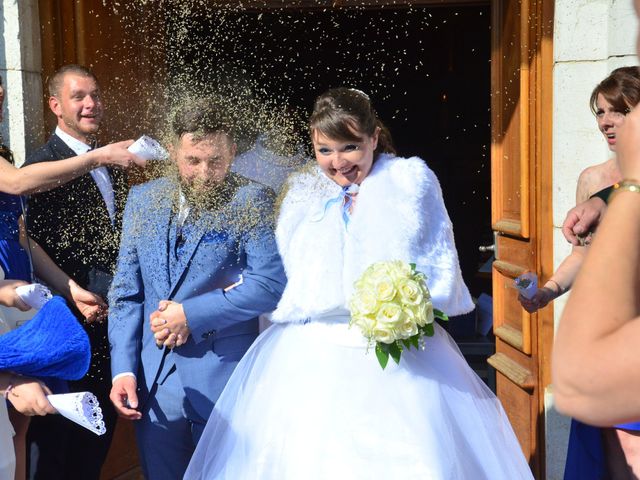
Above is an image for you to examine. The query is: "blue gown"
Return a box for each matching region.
[0,192,31,281]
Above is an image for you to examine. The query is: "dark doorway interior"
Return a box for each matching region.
[167,4,492,300]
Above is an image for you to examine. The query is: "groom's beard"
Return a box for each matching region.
[179,175,233,212]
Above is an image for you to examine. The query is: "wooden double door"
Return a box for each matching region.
[38,0,554,478]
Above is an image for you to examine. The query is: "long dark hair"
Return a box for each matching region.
[309,88,396,156]
[590,66,640,115]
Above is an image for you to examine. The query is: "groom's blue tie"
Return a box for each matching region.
[170,212,195,283]
[177,215,198,257]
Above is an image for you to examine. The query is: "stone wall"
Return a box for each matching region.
[0,0,43,166]
[548,1,638,478]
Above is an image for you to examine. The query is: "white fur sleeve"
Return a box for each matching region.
[275,167,332,271]
[411,164,475,316]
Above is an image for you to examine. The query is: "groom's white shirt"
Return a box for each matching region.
[55,126,116,224]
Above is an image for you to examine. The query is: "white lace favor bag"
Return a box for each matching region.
[47,392,107,436]
[0,269,37,334]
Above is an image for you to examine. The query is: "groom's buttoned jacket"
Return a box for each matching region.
[108,174,286,420]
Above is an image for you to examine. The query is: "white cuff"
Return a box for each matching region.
[112,372,136,384]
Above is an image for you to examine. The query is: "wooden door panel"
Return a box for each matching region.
[495,370,535,455]
[490,0,553,476]
[491,0,529,239]
[493,235,532,354]
[492,273,530,353]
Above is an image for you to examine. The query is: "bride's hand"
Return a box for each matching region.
[69,280,107,323]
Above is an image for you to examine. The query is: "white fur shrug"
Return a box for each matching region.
[271,154,474,323]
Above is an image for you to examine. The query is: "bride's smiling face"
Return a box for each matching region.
[312,127,379,186]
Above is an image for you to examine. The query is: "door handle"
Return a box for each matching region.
[479,232,500,254]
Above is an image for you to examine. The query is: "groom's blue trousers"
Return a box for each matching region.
[134,367,207,480]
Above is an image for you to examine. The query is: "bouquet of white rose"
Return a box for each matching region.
[349,260,448,369]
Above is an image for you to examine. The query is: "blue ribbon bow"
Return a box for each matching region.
[313,184,359,226]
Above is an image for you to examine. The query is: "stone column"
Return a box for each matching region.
[0,0,43,166]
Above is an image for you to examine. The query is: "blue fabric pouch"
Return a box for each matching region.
[0,296,90,380]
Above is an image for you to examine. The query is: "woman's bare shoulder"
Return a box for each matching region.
[576,159,618,201]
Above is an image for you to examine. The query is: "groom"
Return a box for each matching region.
[107,98,286,479]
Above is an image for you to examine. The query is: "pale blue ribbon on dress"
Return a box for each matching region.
[312,184,360,226]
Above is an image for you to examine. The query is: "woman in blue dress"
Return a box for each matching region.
[0,74,145,479]
[518,67,640,478]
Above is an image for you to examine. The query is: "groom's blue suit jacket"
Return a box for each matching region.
[108,175,286,420]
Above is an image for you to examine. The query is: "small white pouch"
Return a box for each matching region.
[15,283,53,310]
[0,270,38,333]
[128,135,169,161]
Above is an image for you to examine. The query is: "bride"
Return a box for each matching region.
[184,88,533,479]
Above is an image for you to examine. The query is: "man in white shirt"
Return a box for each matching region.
[24,64,125,480]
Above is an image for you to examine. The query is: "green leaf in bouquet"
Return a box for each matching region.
[434,309,448,322]
[410,334,420,349]
[424,323,435,337]
[402,338,412,350]
[410,262,417,271]
[389,342,402,364]
[375,343,390,369]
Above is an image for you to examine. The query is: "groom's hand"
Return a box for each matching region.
[110,376,142,420]
[150,300,191,349]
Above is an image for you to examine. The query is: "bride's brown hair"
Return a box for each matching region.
[309,88,396,156]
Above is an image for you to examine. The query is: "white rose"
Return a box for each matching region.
[373,326,396,344]
[374,276,397,302]
[351,289,378,315]
[354,275,375,294]
[351,314,377,338]
[387,260,412,282]
[398,316,419,339]
[397,278,423,306]
[365,262,389,281]
[423,300,435,325]
[376,302,404,326]
[410,299,434,327]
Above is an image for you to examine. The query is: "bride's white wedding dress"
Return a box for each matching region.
[184,155,533,479]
